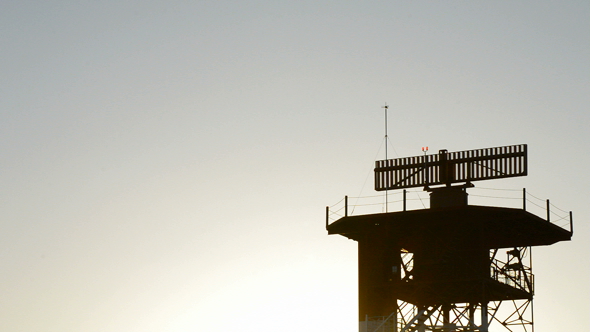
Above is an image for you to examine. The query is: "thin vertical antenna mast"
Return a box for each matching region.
[382,103,389,212]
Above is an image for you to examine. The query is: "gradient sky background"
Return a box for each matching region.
[1,1,588,331]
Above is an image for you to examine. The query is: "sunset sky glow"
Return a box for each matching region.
[1,1,588,331]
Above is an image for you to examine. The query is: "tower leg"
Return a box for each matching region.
[418,305,426,332]
[443,304,450,332]
[480,302,489,332]
[392,301,398,332]
[469,303,476,331]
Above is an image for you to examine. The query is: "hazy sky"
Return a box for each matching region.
[1,1,588,331]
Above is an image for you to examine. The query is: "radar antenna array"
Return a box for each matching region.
[375,144,527,191]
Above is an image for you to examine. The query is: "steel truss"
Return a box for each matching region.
[363,247,534,332]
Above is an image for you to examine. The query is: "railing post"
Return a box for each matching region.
[326,206,329,228]
[345,195,348,217]
[522,188,526,211]
[403,189,407,211]
[546,199,550,222]
[570,211,573,234]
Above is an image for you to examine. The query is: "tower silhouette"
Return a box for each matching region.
[326,144,572,332]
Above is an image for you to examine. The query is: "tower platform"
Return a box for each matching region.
[328,205,572,310]
[327,205,571,249]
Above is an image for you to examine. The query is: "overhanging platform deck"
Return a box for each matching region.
[327,205,572,249]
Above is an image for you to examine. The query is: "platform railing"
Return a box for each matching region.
[490,258,534,293]
[326,187,573,234]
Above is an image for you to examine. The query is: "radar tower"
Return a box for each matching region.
[326,140,573,331]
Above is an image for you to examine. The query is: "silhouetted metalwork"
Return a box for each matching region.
[375,144,527,191]
[327,143,572,332]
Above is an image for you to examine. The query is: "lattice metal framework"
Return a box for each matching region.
[361,247,534,332]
